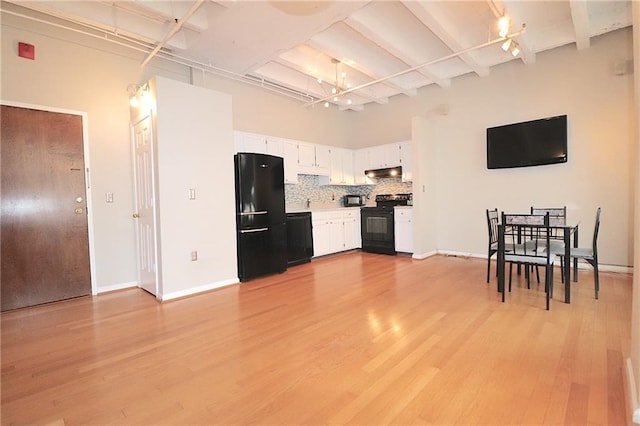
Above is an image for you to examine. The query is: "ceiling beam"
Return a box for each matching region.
[345,11,451,89]
[403,1,490,78]
[569,0,591,50]
[141,0,206,68]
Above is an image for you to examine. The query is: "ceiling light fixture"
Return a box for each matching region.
[498,16,510,37]
[501,37,520,57]
[318,58,350,108]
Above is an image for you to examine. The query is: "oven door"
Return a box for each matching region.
[361,208,396,255]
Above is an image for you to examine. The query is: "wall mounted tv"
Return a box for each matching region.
[486,115,568,169]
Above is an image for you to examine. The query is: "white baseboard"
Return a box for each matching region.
[160,278,239,302]
[626,358,640,424]
[412,250,437,260]
[96,281,137,294]
[460,251,633,274]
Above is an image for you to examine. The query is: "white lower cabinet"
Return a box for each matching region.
[394,207,413,253]
[312,209,361,257]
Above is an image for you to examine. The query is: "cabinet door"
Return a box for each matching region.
[312,219,331,257]
[241,132,267,154]
[343,218,358,250]
[283,140,299,184]
[298,142,316,168]
[315,145,331,175]
[399,141,412,182]
[354,149,370,184]
[341,149,355,185]
[385,143,401,167]
[368,145,386,169]
[329,147,343,184]
[394,209,413,253]
[266,136,284,158]
[328,220,344,253]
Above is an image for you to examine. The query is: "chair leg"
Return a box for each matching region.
[487,253,491,284]
[560,256,564,283]
[508,263,513,292]
[535,265,540,283]
[590,259,599,299]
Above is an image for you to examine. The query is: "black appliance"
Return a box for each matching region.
[361,193,412,255]
[487,115,568,169]
[286,212,314,266]
[234,152,287,281]
[364,166,402,179]
[343,194,366,207]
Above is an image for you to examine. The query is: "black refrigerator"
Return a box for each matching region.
[234,152,287,281]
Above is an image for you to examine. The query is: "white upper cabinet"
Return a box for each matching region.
[341,149,355,185]
[283,139,299,184]
[328,147,355,185]
[399,140,412,182]
[298,142,330,176]
[368,143,401,169]
[353,149,371,185]
[266,136,284,158]
[235,131,268,154]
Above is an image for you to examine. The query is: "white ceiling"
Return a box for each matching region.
[4,1,633,111]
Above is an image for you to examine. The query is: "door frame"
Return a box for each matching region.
[1,100,97,296]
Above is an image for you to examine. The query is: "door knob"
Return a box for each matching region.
[133,213,140,218]
[75,208,84,214]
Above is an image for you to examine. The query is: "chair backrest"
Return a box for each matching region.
[501,212,550,259]
[531,206,566,226]
[592,207,602,254]
[487,208,499,245]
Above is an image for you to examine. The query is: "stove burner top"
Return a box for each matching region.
[375,193,412,207]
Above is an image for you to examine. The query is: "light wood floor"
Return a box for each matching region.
[1,253,632,425]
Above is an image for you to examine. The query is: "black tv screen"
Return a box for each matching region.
[486,115,568,169]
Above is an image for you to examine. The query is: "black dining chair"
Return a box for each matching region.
[551,207,601,299]
[486,208,499,283]
[500,212,556,310]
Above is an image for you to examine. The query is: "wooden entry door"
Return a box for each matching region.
[1,105,91,311]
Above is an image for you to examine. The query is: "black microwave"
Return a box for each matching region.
[343,194,366,207]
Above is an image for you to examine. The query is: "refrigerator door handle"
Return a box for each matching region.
[240,211,268,216]
[240,227,269,234]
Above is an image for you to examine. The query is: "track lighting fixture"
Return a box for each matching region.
[501,37,520,57]
[498,16,510,37]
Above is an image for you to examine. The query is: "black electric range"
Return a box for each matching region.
[361,193,412,255]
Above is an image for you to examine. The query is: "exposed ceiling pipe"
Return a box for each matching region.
[0,6,314,103]
[140,0,206,68]
[305,26,527,108]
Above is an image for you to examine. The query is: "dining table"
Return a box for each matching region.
[497,218,580,304]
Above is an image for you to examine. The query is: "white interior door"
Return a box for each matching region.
[132,115,158,296]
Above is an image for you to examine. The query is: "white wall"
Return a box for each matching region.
[347,28,635,268]
[150,76,237,299]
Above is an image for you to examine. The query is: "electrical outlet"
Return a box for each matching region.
[191,251,198,261]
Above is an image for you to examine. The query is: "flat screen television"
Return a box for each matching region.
[486,115,568,169]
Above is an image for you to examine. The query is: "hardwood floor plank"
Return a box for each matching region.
[1,253,632,425]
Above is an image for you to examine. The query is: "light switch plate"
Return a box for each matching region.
[106,192,114,203]
[189,188,196,200]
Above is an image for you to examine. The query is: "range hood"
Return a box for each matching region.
[365,166,402,179]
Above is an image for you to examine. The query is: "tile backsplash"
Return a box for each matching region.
[285,174,412,209]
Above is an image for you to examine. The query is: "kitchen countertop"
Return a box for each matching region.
[286,204,371,213]
[286,204,413,213]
